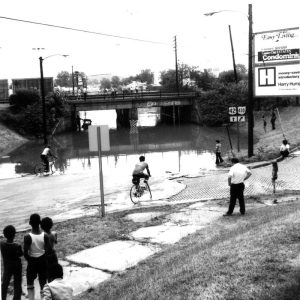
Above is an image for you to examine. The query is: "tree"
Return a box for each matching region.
[191,69,216,91]
[218,64,247,84]
[136,69,154,84]
[159,69,177,90]
[100,78,111,89]
[9,89,40,111]
[55,71,72,87]
[111,76,121,88]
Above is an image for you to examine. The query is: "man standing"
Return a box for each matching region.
[224,158,252,216]
[215,140,224,165]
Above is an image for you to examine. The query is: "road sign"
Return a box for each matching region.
[238,106,246,115]
[230,116,245,122]
[88,125,110,151]
[229,107,236,115]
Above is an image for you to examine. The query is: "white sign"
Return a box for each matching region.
[230,116,245,122]
[228,107,236,115]
[238,106,246,115]
[255,64,300,96]
[254,27,300,65]
[88,125,110,151]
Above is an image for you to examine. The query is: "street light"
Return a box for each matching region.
[39,54,69,145]
[204,4,254,157]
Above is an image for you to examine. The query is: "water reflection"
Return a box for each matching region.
[0,109,249,180]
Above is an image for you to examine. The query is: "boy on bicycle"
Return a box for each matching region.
[132,155,151,184]
[41,145,57,173]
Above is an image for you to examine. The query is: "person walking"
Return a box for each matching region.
[1,225,23,300]
[271,108,276,130]
[215,140,224,165]
[224,158,252,216]
[262,115,267,133]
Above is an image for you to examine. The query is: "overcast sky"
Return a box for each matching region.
[0,0,299,82]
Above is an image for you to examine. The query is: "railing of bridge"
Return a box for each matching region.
[65,90,200,103]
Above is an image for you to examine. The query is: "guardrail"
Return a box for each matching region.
[0,98,9,104]
[65,90,200,103]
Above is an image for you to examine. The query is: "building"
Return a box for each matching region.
[12,77,53,96]
[0,79,9,101]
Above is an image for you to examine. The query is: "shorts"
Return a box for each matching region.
[26,255,47,288]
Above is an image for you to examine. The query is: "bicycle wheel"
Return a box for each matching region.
[34,163,44,175]
[130,184,140,204]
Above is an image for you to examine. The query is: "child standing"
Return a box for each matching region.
[41,217,58,275]
[215,140,224,165]
[24,214,51,300]
[1,225,23,300]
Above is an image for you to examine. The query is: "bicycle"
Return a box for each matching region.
[130,177,152,204]
[34,157,56,176]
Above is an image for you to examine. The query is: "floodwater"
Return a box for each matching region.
[0,108,249,181]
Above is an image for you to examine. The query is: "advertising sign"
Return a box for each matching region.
[254,27,299,65]
[255,64,300,96]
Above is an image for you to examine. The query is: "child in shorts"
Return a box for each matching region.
[1,225,23,300]
[24,213,51,300]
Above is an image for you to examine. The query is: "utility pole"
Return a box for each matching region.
[39,57,47,145]
[173,36,179,93]
[248,4,254,157]
[228,25,238,84]
[72,65,75,96]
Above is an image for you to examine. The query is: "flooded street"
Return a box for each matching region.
[0,108,249,230]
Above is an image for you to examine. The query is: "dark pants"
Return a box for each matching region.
[271,120,276,130]
[26,255,47,290]
[40,154,49,172]
[132,174,149,185]
[228,183,245,214]
[2,261,22,300]
[216,152,223,164]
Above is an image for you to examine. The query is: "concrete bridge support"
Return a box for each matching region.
[161,106,192,124]
[116,109,130,128]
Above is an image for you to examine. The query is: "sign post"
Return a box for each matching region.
[229,106,246,152]
[88,125,110,218]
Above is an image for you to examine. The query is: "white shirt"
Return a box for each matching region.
[280,144,290,152]
[228,163,251,184]
[29,232,45,258]
[42,278,73,300]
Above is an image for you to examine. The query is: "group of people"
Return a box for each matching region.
[1,214,73,300]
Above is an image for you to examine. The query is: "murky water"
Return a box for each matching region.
[0,108,249,181]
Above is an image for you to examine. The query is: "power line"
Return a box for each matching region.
[0,15,170,46]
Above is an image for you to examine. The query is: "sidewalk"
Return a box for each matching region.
[8,152,300,299]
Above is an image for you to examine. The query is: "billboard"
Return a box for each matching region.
[255,64,300,96]
[254,27,300,97]
[12,77,53,96]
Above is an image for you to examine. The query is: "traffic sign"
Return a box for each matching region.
[230,116,246,122]
[229,107,236,115]
[238,106,246,115]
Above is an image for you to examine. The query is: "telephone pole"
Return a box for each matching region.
[173,36,179,93]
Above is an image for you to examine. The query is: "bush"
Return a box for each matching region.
[9,89,40,111]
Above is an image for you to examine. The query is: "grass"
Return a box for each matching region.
[74,199,300,300]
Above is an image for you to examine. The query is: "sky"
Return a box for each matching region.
[0,0,299,83]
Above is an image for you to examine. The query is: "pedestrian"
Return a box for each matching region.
[280,139,290,158]
[41,263,73,300]
[215,140,224,165]
[1,225,23,300]
[224,158,252,216]
[75,115,82,132]
[41,217,58,280]
[24,213,52,300]
[271,159,278,194]
[262,115,267,133]
[271,108,276,130]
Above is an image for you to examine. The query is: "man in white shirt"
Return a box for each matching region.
[224,158,252,216]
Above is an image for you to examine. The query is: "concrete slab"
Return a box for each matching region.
[66,240,160,272]
[130,224,202,244]
[125,211,166,222]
